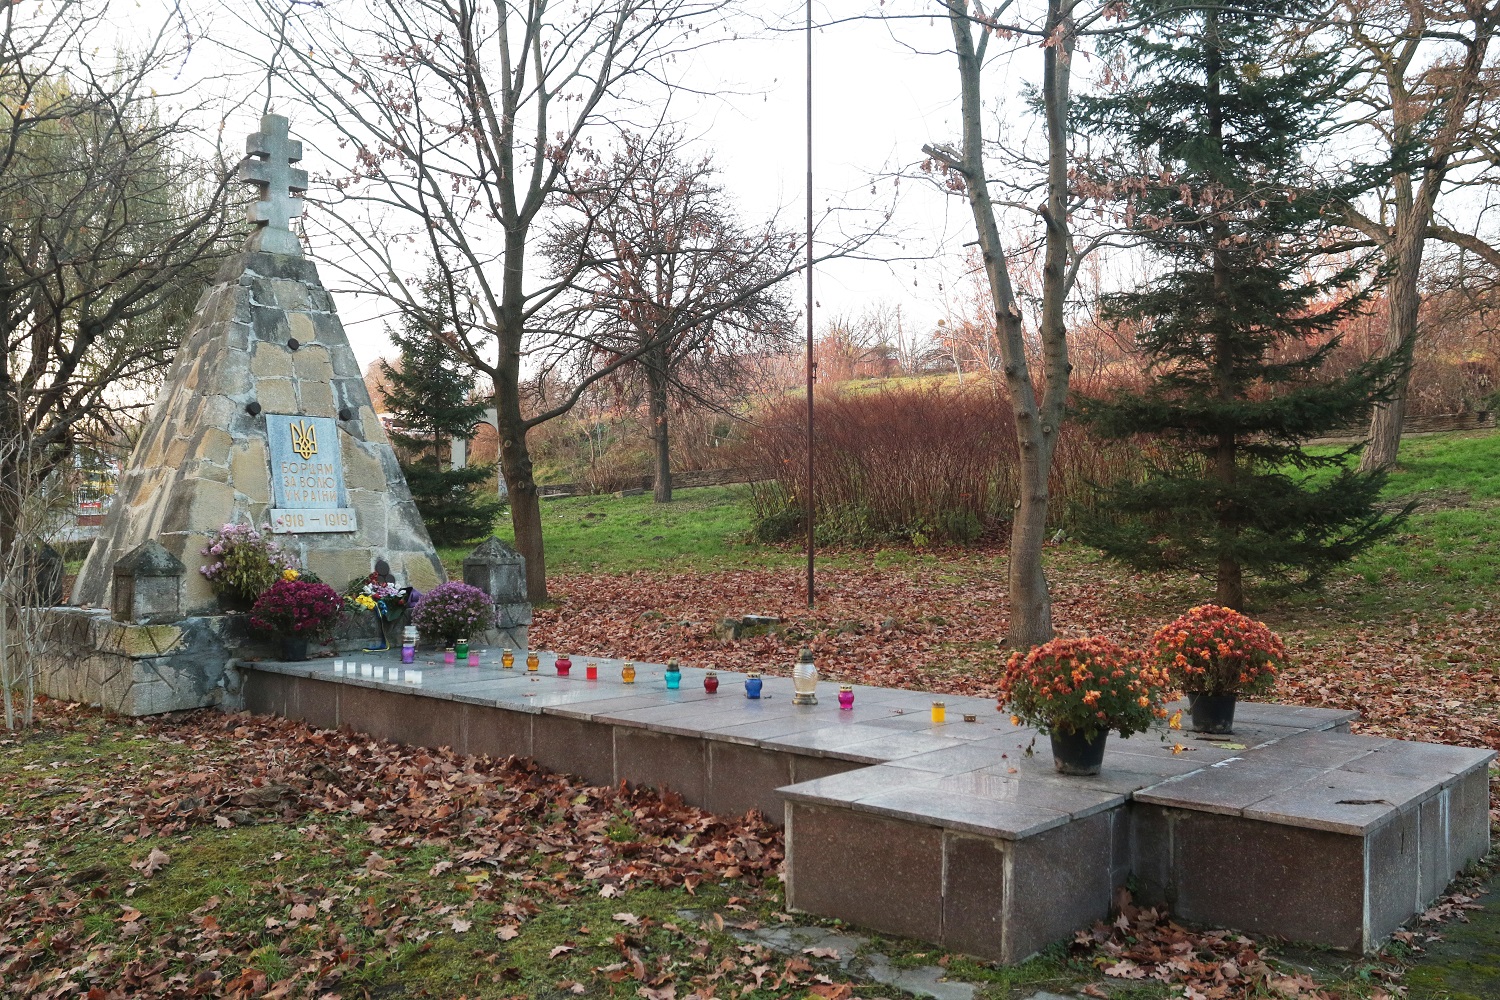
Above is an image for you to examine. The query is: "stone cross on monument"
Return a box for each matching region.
[241,113,308,257]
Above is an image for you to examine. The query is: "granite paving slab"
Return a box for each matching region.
[1133,758,1334,817]
[1242,767,1450,835]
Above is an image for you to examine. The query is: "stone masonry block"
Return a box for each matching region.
[229,440,271,504]
[250,342,294,378]
[615,728,707,803]
[342,440,386,492]
[298,380,335,417]
[288,312,317,343]
[292,344,333,382]
[787,803,943,942]
[255,378,297,413]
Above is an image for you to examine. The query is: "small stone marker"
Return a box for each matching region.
[462,537,532,647]
[241,114,308,257]
[111,540,185,623]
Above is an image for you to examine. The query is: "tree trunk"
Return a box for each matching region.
[496,222,547,602]
[936,0,1073,650]
[1361,230,1424,473]
[497,411,546,603]
[646,361,672,503]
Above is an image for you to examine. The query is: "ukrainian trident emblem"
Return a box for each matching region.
[289,419,318,460]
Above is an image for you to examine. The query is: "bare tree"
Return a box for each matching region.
[0,4,235,553]
[1334,0,1500,471]
[0,1,236,725]
[250,0,746,601]
[920,0,1095,648]
[543,132,796,503]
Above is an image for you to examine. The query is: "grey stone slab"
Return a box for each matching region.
[823,731,974,765]
[885,739,1031,775]
[853,786,1071,840]
[1236,730,1387,769]
[538,693,676,722]
[1134,760,1331,817]
[705,713,847,744]
[778,764,926,806]
[933,770,1126,821]
[1229,702,1360,731]
[1338,740,1496,781]
[1243,768,1442,835]
[759,722,906,757]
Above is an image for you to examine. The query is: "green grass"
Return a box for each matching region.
[439,430,1500,622]
[439,484,781,577]
[1314,430,1500,612]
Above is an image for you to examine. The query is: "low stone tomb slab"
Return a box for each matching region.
[235,655,1491,963]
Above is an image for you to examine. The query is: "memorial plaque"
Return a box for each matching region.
[266,413,357,533]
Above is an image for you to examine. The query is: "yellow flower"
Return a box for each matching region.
[282,568,299,581]
[354,594,376,610]
[1010,715,1021,727]
[1169,710,1183,730]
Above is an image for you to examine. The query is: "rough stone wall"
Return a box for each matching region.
[35,608,248,716]
[73,252,445,614]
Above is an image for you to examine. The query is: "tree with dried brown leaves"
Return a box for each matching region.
[542,132,797,504]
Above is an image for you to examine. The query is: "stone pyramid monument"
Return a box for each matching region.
[74,115,445,614]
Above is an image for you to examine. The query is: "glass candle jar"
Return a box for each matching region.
[526,651,539,673]
[467,649,480,667]
[556,654,572,676]
[455,638,469,659]
[838,685,854,710]
[745,673,763,699]
[401,643,415,664]
[664,658,681,690]
[704,671,719,694]
[443,648,456,666]
[931,701,946,724]
[622,662,637,684]
[501,648,514,669]
[586,661,598,680]
[791,647,818,705]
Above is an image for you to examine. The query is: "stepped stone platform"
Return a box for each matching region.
[238,652,1493,963]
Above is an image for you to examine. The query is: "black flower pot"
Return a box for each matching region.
[1189,693,1237,734]
[1050,727,1108,775]
[280,636,310,662]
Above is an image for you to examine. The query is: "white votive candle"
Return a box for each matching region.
[406,669,423,685]
[333,659,345,673]
[361,663,374,677]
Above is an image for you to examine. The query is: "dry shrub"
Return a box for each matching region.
[742,383,1141,545]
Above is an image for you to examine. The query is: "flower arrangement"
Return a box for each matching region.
[248,578,345,638]
[410,581,493,643]
[199,523,297,603]
[999,636,1170,739]
[344,573,409,617]
[1150,605,1287,697]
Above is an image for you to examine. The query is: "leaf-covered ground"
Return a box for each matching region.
[531,547,1500,812]
[0,704,817,1000]
[4,704,1492,1000]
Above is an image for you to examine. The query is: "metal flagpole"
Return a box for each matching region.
[804,0,815,609]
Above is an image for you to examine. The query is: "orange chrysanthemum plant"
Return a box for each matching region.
[1151,605,1287,698]
[999,637,1171,741]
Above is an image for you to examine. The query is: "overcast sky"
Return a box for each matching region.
[117,1,1058,369]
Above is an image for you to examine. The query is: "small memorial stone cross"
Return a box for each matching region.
[241,113,308,256]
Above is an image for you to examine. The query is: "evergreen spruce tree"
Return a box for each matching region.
[381,283,507,548]
[1073,0,1406,609]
